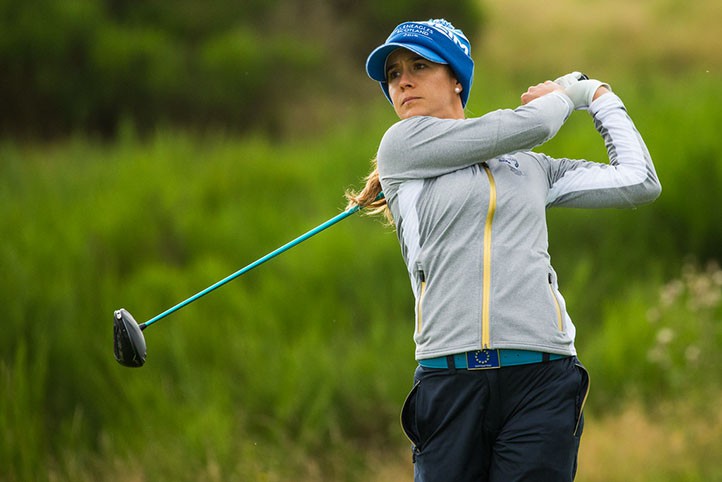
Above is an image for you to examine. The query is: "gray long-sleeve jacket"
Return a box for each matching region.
[377,91,661,360]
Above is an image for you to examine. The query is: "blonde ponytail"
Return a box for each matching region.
[345,158,393,225]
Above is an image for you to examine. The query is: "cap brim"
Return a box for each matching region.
[366,43,447,82]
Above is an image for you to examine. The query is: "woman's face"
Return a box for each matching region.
[386,48,464,120]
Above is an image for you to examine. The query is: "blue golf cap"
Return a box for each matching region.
[366,19,474,107]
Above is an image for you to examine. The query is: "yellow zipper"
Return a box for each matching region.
[416,278,427,334]
[481,163,496,348]
[548,274,564,331]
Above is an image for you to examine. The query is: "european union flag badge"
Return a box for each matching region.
[466,349,501,369]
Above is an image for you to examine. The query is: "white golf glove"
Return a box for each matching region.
[554,72,611,110]
[554,71,588,89]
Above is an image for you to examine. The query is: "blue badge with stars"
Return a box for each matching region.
[466,349,501,369]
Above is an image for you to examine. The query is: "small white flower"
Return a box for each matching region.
[685,345,701,364]
[656,328,675,344]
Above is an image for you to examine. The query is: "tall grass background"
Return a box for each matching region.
[3,1,722,480]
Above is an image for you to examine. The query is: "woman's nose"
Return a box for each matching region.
[398,71,413,89]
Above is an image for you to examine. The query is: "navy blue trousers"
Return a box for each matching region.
[401,356,589,482]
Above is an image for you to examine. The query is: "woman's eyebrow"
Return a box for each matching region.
[386,56,426,75]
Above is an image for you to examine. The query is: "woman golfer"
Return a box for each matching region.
[348,18,661,481]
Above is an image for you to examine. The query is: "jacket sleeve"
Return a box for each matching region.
[377,91,573,182]
[543,93,662,208]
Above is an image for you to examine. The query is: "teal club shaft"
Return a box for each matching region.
[140,195,383,330]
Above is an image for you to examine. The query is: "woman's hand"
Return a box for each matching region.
[564,79,612,109]
[521,81,564,105]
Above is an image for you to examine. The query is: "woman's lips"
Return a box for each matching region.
[402,96,421,106]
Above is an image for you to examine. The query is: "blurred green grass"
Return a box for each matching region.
[3,0,722,479]
[3,73,722,480]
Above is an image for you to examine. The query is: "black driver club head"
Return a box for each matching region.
[113,308,147,367]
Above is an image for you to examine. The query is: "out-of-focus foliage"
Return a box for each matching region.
[2,72,722,480]
[0,0,482,138]
[3,1,722,480]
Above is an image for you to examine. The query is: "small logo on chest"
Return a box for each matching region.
[497,157,525,176]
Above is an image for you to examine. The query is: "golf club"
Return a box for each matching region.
[113,196,382,368]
